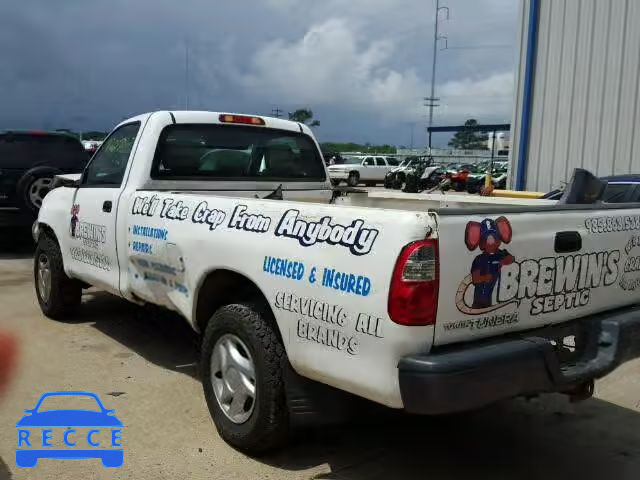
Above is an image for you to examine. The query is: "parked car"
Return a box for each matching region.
[383,156,430,190]
[447,164,475,191]
[0,131,88,227]
[82,140,103,157]
[403,166,446,193]
[34,111,640,454]
[543,175,640,202]
[466,161,509,194]
[328,155,397,186]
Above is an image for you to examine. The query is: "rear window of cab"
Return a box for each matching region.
[151,124,326,182]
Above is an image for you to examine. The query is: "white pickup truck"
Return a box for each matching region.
[33,111,640,453]
[327,155,397,186]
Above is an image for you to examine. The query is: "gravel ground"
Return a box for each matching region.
[1,232,640,480]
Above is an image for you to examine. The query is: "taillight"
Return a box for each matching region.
[388,239,439,326]
[218,114,265,126]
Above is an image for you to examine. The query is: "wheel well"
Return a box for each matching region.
[37,223,58,245]
[195,270,280,339]
[349,171,359,177]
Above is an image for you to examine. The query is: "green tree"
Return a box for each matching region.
[288,108,320,127]
[447,119,489,150]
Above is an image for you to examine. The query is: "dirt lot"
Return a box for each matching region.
[1,236,640,480]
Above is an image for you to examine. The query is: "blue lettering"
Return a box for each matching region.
[263,256,307,281]
[87,429,100,447]
[111,429,122,447]
[42,429,53,447]
[362,277,371,296]
[63,429,76,447]
[18,429,31,447]
[286,261,293,278]
[318,268,372,297]
[339,273,349,291]
[347,275,356,293]
[322,268,333,287]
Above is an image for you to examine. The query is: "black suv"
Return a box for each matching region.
[0,131,88,226]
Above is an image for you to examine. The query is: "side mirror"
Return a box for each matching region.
[60,177,81,188]
[52,174,82,189]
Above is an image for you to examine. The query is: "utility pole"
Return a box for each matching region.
[425,0,449,150]
[184,39,190,110]
[271,108,283,118]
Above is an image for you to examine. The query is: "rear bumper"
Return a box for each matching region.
[398,307,640,415]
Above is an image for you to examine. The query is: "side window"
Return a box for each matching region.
[628,185,640,203]
[603,183,632,203]
[83,123,140,187]
[375,157,386,166]
[363,157,374,166]
[387,158,399,166]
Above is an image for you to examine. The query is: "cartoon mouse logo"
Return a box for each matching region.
[455,216,516,314]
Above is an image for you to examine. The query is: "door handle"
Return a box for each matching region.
[555,231,582,253]
[102,201,112,213]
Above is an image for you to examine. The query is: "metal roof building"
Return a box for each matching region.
[509,0,640,192]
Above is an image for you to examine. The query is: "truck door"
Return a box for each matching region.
[66,122,141,294]
[375,157,388,180]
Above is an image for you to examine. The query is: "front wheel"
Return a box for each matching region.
[34,233,82,319]
[347,172,359,187]
[201,302,289,453]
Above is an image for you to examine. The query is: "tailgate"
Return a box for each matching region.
[434,208,640,346]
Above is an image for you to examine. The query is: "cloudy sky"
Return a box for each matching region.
[0,0,519,146]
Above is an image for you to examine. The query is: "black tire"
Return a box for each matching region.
[201,302,289,454]
[347,172,359,187]
[34,233,82,319]
[17,167,60,214]
[403,174,418,193]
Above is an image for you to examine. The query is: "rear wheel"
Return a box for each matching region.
[201,302,289,453]
[17,167,59,214]
[347,172,359,187]
[34,233,82,319]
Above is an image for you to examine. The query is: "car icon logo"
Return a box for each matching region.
[15,391,123,468]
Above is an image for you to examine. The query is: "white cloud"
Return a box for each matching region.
[240,18,514,124]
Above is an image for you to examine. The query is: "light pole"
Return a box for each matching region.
[184,39,190,110]
[425,0,449,150]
